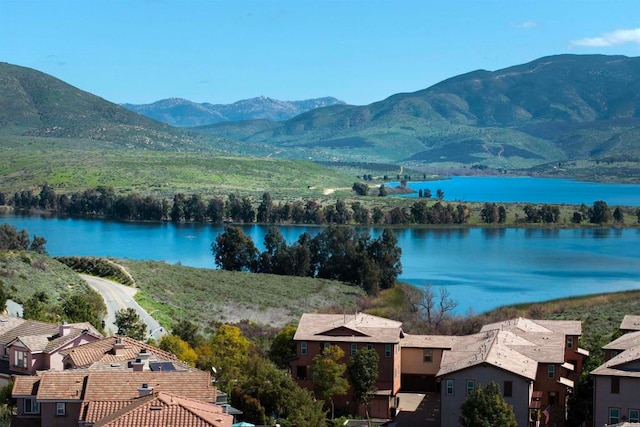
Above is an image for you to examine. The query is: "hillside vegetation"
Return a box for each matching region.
[117,259,365,330]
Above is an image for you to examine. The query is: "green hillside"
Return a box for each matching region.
[0,63,355,196]
[193,54,640,177]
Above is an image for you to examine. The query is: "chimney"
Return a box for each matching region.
[113,338,126,356]
[138,348,150,370]
[132,358,145,372]
[137,383,153,397]
[59,321,72,337]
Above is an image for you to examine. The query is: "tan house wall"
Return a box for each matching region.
[439,366,532,427]
[401,347,443,375]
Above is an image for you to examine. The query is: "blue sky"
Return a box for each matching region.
[2,0,640,106]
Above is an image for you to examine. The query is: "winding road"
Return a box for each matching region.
[81,274,166,341]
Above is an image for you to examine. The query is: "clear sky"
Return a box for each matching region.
[2,0,639,106]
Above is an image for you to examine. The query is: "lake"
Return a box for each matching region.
[2,212,639,315]
[393,176,640,206]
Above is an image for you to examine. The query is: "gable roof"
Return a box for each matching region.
[400,334,457,349]
[481,317,581,336]
[591,345,640,378]
[59,336,188,371]
[603,330,640,351]
[620,315,640,332]
[3,320,103,354]
[436,330,538,381]
[294,313,403,344]
[86,392,233,427]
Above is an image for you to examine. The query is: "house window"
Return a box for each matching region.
[629,409,640,423]
[367,344,373,350]
[296,365,308,380]
[423,349,433,363]
[323,342,330,350]
[609,408,621,425]
[14,349,27,368]
[385,344,392,358]
[24,398,40,414]
[503,381,513,397]
[351,343,358,355]
[445,379,454,396]
[547,364,555,379]
[3,347,7,357]
[56,402,66,416]
[611,377,620,394]
[466,380,475,395]
[566,336,573,349]
[300,342,307,356]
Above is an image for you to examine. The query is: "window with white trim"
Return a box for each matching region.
[547,364,555,379]
[24,398,40,414]
[14,349,27,368]
[566,336,574,349]
[56,402,66,416]
[609,408,620,425]
[300,341,307,356]
[629,409,640,423]
[466,380,475,395]
[384,344,392,358]
[423,349,433,363]
[445,379,454,396]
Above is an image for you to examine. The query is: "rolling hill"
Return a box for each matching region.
[193,54,640,173]
[121,96,345,127]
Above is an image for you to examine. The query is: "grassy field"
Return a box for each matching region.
[116,259,365,331]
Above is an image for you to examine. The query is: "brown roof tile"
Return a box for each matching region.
[36,372,87,400]
[12,376,41,397]
[61,336,181,369]
[88,393,233,427]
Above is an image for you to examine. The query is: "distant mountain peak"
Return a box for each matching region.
[122,96,346,127]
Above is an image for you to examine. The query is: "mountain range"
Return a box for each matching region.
[121,96,345,127]
[192,54,640,173]
[2,55,640,180]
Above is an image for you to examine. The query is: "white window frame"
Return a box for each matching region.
[423,349,433,363]
[547,364,555,379]
[466,380,475,395]
[384,344,392,358]
[445,379,454,396]
[566,336,574,349]
[609,408,620,425]
[14,349,27,368]
[56,402,66,416]
[629,409,640,423]
[24,398,40,414]
[300,341,307,356]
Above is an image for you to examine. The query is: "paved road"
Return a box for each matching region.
[81,274,166,341]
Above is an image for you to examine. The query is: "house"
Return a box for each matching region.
[436,329,538,427]
[479,317,588,427]
[590,317,640,426]
[11,370,231,427]
[0,318,102,385]
[290,312,403,419]
[58,335,196,372]
[619,315,640,334]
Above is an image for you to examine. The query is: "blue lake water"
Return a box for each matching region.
[2,212,639,315]
[393,176,640,206]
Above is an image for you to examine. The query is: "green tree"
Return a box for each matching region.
[347,348,379,426]
[311,345,349,420]
[61,293,106,331]
[368,228,402,290]
[269,324,297,369]
[114,308,146,340]
[436,189,444,199]
[211,226,259,272]
[589,200,611,224]
[613,207,624,224]
[459,382,517,427]
[23,291,57,322]
[171,319,202,348]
